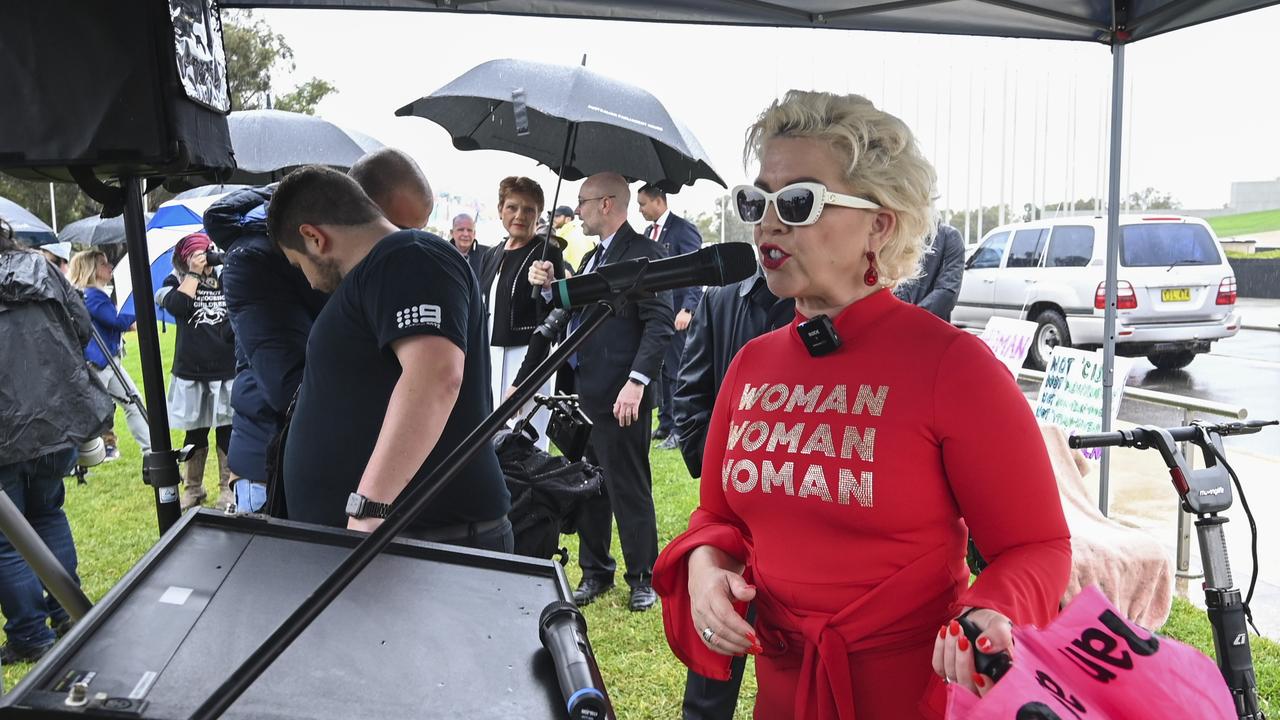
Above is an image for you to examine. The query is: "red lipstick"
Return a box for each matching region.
[759,243,790,270]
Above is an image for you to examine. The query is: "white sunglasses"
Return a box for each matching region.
[730,182,881,226]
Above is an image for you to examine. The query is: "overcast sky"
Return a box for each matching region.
[256,6,1280,237]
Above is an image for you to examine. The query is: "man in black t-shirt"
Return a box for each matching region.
[267,166,511,551]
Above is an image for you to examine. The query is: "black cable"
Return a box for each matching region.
[1206,442,1261,636]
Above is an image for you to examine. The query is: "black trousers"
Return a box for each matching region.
[656,328,686,436]
[681,605,754,719]
[576,406,659,589]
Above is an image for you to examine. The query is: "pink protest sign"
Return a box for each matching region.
[946,586,1235,719]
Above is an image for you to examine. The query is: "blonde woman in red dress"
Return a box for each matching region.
[653,90,1071,719]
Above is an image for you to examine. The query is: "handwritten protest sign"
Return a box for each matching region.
[979,317,1038,376]
[1033,347,1133,460]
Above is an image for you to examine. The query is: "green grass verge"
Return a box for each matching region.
[1,329,1274,716]
[1226,248,1280,259]
[1209,208,1280,238]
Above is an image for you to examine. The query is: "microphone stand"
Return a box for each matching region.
[191,264,653,720]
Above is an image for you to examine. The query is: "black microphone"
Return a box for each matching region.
[538,601,608,720]
[549,242,757,310]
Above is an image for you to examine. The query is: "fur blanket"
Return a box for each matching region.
[1039,423,1174,629]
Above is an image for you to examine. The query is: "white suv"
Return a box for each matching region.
[954,215,1241,370]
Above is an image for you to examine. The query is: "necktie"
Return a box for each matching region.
[568,244,608,369]
[650,223,660,241]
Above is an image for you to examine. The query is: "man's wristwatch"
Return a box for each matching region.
[345,492,393,520]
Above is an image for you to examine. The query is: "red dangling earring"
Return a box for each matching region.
[863,250,879,286]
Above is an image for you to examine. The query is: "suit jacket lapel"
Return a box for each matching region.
[577,245,599,275]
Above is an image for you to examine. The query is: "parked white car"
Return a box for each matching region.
[954,215,1240,370]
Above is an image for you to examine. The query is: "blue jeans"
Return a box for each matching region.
[0,448,80,652]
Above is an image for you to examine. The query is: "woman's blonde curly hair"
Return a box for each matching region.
[744,90,937,286]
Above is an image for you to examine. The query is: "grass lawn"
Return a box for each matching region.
[2,328,1276,716]
[1227,248,1280,259]
[1209,208,1280,238]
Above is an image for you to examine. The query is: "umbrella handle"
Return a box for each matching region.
[530,220,567,299]
[531,122,580,299]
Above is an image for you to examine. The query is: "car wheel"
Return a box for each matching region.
[1027,310,1071,371]
[1147,349,1197,370]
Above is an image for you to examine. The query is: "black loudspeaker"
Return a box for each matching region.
[0,0,235,184]
[0,510,615,719]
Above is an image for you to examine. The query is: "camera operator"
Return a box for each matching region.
[0,218,112,664]
[155,232,237,511]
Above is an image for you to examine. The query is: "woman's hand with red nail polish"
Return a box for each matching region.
[932,606,1014,697]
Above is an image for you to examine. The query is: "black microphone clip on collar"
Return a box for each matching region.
[797,314,842,357]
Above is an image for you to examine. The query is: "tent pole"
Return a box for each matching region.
[1099,41,1126,517]
[121,175,183,533]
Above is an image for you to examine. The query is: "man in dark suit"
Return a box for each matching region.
[637,184,703,449]
[448,213,486,278]
[529,172,674,611]
[893,221,965,321]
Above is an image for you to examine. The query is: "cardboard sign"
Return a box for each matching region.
[945,586,1235,720]
[1033,347,1133,460]
[979,317,1038,376]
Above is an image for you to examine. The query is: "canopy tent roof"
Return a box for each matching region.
[222,0,1280,43]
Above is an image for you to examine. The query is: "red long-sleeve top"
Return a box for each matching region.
[653,289,1071,719]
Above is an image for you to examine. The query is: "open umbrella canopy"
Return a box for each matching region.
[172,183,250,201]
[166,110,384,190]
[59,210,154,246]
[342,126,386,154]
[111,192,230,323]
[228,109,377,178]
[0,195,56,245]
[397,58,724,190]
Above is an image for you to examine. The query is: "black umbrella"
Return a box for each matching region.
[59,210,154,246]
[166,110,384,190]
[0,195,56,245]
[396,58,725,191]
[171,183,250,201]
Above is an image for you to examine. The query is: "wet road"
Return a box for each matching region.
[1123,329,1280,456]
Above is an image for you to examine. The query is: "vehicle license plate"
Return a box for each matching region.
[1162,288,1191,302]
